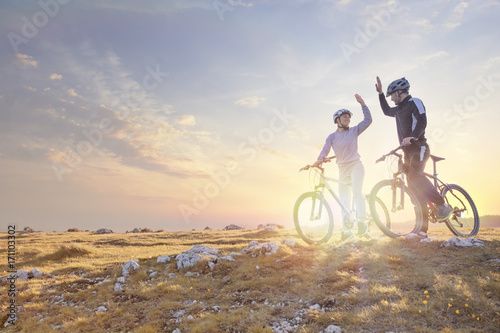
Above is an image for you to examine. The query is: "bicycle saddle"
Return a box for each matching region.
[430,155,445,162]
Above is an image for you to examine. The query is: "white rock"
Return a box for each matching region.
[173,310,185,318]
[157,255,171,263]
[168,273,176,279]
[149,271,157,278]
[309,304,322,311]
[220,255,235,261]
[122,261,140,276]
[117,277,126,283]
[16,270,29,280]
[208,262,216,271]
[175,245,219,269]
[30,269,43,277]
[261,242,279,255]
[96,306,107,312]
[282,238,296,247]
[172,329,181,333]
[264,225,278,231]
[441,237,484,247]
[114,283,124,291]
[325,325,342,333]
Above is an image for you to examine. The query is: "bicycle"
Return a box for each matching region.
[369,145,480,238]
[293,156,390,245]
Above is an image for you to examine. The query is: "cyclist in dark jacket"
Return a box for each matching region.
[375,76,452,239]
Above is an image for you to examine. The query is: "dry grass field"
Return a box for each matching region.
[1,226,499,332]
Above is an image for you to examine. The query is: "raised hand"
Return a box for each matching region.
[375,76,383,94]
[355,94,365,106]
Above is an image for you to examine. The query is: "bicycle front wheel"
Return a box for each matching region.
[441,184,480,237]
[293,191,333,245]
[369,179,423,238]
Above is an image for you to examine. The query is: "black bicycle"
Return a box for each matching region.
[369,146,480,238]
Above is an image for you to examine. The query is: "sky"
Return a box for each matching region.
[1,0,499,232]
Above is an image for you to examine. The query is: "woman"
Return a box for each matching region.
[313,94,372,241]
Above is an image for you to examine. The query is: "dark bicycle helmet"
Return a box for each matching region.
[333,109,352,124]
[386,77,410,97]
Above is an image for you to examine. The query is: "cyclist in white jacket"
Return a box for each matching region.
[313,94,372,241]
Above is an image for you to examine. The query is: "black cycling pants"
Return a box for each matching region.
[404,144,444,232]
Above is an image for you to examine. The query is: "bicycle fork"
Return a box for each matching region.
[310,184,327,220]
[391,177,406,212]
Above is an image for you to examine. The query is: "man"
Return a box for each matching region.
[375,76,452,239]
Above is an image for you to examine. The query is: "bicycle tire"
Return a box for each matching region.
[369,179,423,238]
[368,195,390,236]
[441,184,480,237]
[293,191,333,245]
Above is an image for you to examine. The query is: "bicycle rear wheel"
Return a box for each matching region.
[369,179,423,238]
[293,191,333,245]
[441,184,479,237]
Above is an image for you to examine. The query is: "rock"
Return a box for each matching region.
[95,228,113,234]
[122,261,140,276]
[131,228,140,233]
[203,226,212,230]
[149,271,157,278]
[29,269,43,277]
[261,242,279,255]
[172,329,182,333]
[168,273,176,279]
[309,304,322,311]
[223,224,244,230]
[67,228,80,232]
[175,245,219,270]
[242,241,279,256]
[16,270,29,280]
[157,255,171,263]
[325,325,342,333]
[96,306,107,312]
[173,310,185,318]
[114,283,124,291]
[117,277,126,283]
[281,238,296,247]
[264,225,278,231]
[23,226,35,233]
[441,237,484,247]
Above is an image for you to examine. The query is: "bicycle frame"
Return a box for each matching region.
[309,167,355,223]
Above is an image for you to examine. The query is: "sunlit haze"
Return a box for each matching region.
[1,0,499,232]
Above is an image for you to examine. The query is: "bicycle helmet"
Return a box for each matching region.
[386,77,410,97]
[333,109,353,124]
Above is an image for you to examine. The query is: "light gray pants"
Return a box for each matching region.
[338,160,366,230]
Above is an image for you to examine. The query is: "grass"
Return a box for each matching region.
[1,227,499,332]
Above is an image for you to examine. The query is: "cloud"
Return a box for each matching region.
[443,1,469,30]
[67,89,78,97]
[50,73,63,80]
[235,96,267,108]
[177,115,196,126]
[15,53,38,68]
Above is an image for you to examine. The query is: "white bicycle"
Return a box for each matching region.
[293,156,390,245]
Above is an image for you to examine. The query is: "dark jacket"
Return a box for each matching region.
[378,94,427,147]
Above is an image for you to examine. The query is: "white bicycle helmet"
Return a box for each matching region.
[333,109,353,124]
[386,77,410,97]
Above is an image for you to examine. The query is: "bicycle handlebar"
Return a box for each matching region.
[375,146,403,163]
[375,139,417,163]
[299,156,336,172]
